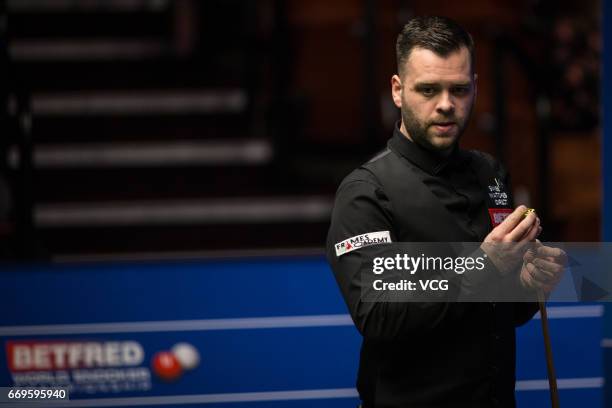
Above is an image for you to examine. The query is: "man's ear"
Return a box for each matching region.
[391,74,402,108]
[473,73,478,99]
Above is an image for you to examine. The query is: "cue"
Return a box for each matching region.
[524,208,559,407]
[538,290,559,408]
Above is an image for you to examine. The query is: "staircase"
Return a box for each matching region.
[4,0,336,259]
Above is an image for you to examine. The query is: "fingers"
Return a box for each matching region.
[495,205,528,235]
[522,263,555,292]
[507,212,538,242]
[521,257,564,292]
[485,206,541,244]
[520,262,541,289]
[519,217,541,242]
[533,257,566,275]
[526,262,551,283]
[523,248,536,264]
[536,246,567,263]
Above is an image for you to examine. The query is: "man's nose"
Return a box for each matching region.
[436,92,455,115]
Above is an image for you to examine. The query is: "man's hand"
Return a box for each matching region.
[520,241,567,293]
[484,205,541,243]
[481,205,541,275]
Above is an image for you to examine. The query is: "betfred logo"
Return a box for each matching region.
[6,340,144,372]
[335,231,391,257]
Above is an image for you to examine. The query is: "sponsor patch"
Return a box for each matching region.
[487,178,509,207]
[335,231,392,257]
[488,208,513,227]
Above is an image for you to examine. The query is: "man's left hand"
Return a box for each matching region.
[520,241,567,294]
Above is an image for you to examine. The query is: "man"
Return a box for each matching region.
[326,16,565,407]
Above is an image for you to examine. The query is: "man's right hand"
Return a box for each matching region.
[484,205,541,243]
[481,205,541,275]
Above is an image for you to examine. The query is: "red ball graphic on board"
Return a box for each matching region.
[152,351,183,381]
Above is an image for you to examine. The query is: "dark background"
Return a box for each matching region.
[0,0,601,260]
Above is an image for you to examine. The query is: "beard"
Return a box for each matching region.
[400,102,472,155]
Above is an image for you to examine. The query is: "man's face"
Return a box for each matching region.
[391,46,476,154]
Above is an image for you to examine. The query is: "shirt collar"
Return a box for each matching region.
[388,122,471,175]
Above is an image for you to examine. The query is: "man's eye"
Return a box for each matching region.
[452,87,470,95]
[420,88,435,96]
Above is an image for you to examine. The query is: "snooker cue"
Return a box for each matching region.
[523,208,559,406]
[538,290,559,408]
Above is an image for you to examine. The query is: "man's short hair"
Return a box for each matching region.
[396,16,475,76]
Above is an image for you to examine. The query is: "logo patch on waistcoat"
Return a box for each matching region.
[335,231,392,257]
